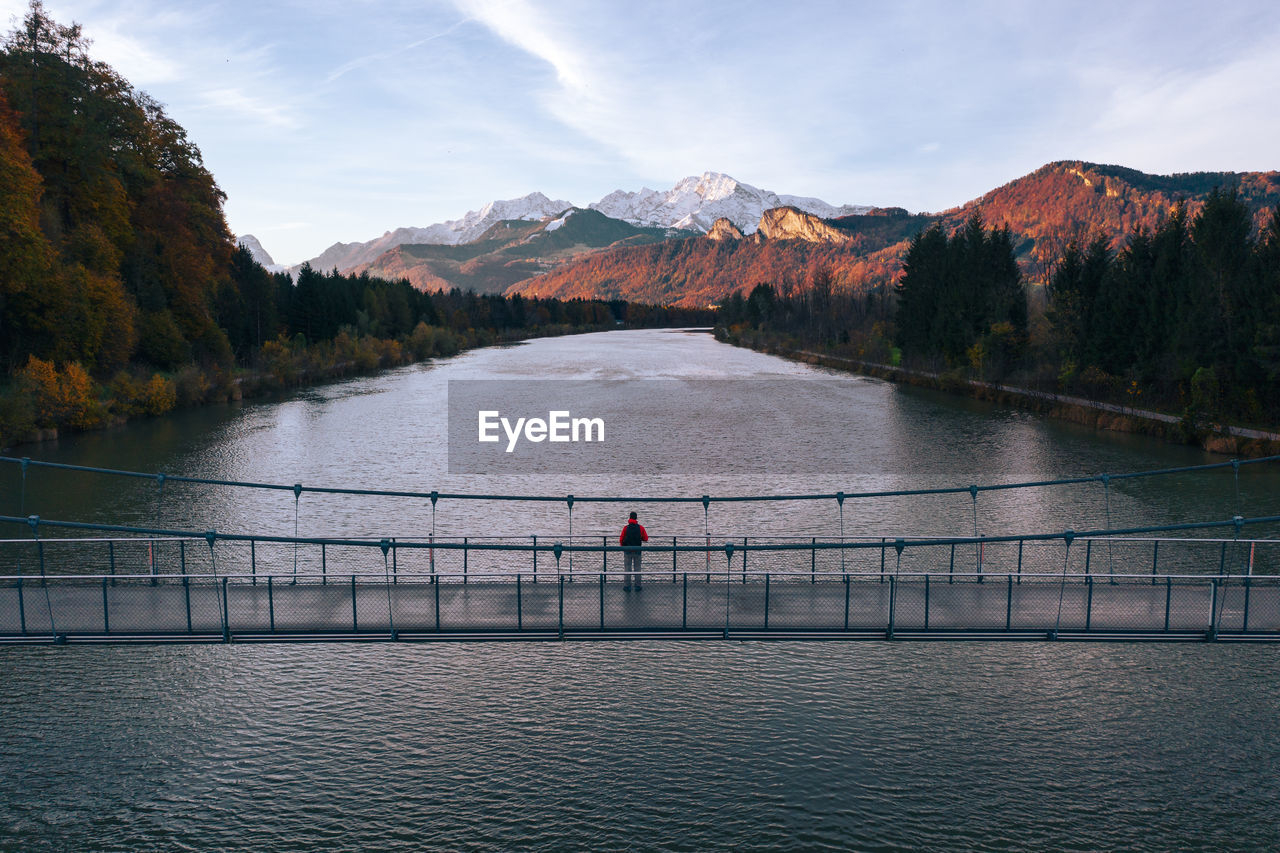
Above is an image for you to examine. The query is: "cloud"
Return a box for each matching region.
[1086,41,1280,171]
[198,87,300,129]
[324,15,472,84]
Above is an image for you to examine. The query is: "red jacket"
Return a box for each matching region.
[619,521,648,546]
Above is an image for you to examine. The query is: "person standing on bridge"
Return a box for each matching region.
[620,511,648,591]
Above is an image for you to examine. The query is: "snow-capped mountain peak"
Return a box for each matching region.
[590,171,868,234]
[299,191,573,274]
[236,234,288,273]
[290,173,867,274]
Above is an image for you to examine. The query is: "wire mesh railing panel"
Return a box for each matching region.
[726,573,766,630]
[681,578,729,630]
[511,576,558,631]
[556,579,597,630]
[911,578,1011,630]
[1009,580,1067,631]
[40,582,103,633]
[764,577,849,631]
[223,581,272,633]
[386,580,439,632]
[101,578,192,633]
[1166,579,1214,631]
[267,581,358,631]
[0,580,23,632]
[1234,581,1280,631]
[1082,580,1163,631]
[846,577,891,630]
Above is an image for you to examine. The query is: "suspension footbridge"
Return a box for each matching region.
[3,455,1279,644]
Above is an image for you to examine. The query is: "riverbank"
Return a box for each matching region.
[726,336,1280,458]
[0,321,616,452]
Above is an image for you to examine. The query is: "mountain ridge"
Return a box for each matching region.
[258,171,867,273]
[507,161,1280,307]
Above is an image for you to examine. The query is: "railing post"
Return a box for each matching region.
[949,543,955,584]
[1085,540,1092,576]
[179,539,185,577]
[102,577,109,634]
[38,540,45,581]
[250,539,256,585]
[108,540,115,584]
[517,573,523,631]
[1243,576,1251,633]
[183,575,191,633]
[1164,576,1171,632]
[321,542,327,585]
[682,572,687,630]
[742,537,748,583]
[880,538,886,583]
[671,536,677,583]
[764,573,770,630]
[1151,540,1159,584]
[434,571,441,631]
[268,576,275,632]
[811,537,816,584]
[532,535,537,582]
[1086,575,1094,631]
[599,573,604,630]
[924,574,930,630]
[602,537,607,576]
[887,575,896,639]
[463,537,468,585]
[1218,541,1227,577]
[1016,539,1023,584]
[1005,574,1012,631]
[18,577,26,634]
[351,575,358,632]
[221,577,230,642]
[558,575,564,639]
[844,574,850,631]
[392,538,398,584]
[1208,579,1219,641]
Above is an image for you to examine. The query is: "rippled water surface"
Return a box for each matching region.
[4,330,1280,850]
[4,643,1280,851]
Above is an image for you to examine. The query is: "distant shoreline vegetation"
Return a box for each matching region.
[0,3,709,449]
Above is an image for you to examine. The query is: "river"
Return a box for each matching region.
[3,329,1279,851]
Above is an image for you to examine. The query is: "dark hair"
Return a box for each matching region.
[629,511,638,520]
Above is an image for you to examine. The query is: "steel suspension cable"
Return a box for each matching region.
[1053,531,1074,640]
[4,455,1276,508]
[381,539,396,639]
[28,516,57,641]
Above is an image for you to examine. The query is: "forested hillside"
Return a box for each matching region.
[0,3,705,447]
[0,3,233,376]
[718,195,1280,440]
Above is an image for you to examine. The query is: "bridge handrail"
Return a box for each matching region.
[3,570,1274,583]
[5,534,1280,547]
[3,454,1277,505]
[3,513,1279,552]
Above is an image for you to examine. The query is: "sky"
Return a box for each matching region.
[4,0,1279,264]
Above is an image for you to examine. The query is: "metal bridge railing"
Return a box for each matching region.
[1,569,1276,642]
[5,453,1278,511]
[2,513,1279,642]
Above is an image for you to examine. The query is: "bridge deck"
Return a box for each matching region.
[2,573,1277,642]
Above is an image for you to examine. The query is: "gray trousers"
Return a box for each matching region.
[624,550,642,587]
